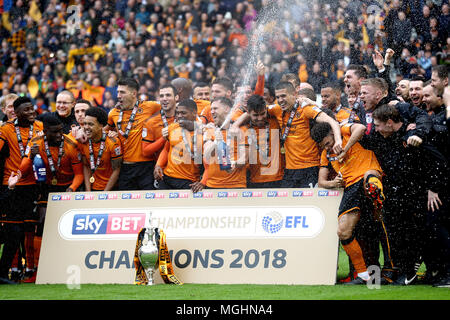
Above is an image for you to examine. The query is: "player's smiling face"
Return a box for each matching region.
[275,88,296,111]
[211,101,229,127]
[15,102,35,124]
[83,115,102,140]
[159,87,177,112]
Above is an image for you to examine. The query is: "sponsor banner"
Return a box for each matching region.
[57,207,324,240]
[37,188,341,285]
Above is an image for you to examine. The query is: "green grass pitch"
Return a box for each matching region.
[1,246,449,301]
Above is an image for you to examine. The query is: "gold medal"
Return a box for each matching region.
[51,177,58,185]
[89,176,95,184]
[280,146,285,154]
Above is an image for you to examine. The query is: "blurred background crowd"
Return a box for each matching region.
[0,0,448,116]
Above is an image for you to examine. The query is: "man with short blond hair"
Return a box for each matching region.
[0,93,18,124]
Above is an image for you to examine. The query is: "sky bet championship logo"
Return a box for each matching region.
[58,209,148,240]
[58,207,325,240]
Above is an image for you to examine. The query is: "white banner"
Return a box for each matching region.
[37,188,342,285]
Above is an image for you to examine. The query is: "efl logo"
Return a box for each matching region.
[261,212,310,234]
[72,213,146,235]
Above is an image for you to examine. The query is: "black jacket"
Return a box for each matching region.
[356,98,432,140]
[429,105,449,161]
[36,110,78,134]
[360,122,448,206]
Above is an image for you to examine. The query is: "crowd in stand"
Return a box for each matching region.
[0,0,449,113]
[0,0,449,288]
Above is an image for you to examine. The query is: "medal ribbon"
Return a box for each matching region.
[14,119,34,158]
[160,109,169,128]
[348,100,361,125]
[88,132,107,175]
[43,135,64,180]
[181,128,197,160]
[258,125,270,160]
[280,101,299,148]
[248,124,270,162]
[117,100,139,138]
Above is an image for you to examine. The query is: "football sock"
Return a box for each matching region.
[341,238,368,278]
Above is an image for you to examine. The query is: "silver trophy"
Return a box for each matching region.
[138,226,160,285]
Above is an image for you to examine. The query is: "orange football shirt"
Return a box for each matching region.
[0,120,44,185]
[24,134,83,187]
[79,136,123,190]
[107,101,161,162]
[248,117,285,184]
[203,126,248,188]
[320,124,382,187]
[157,123,202,182]
[268,103,322,169]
